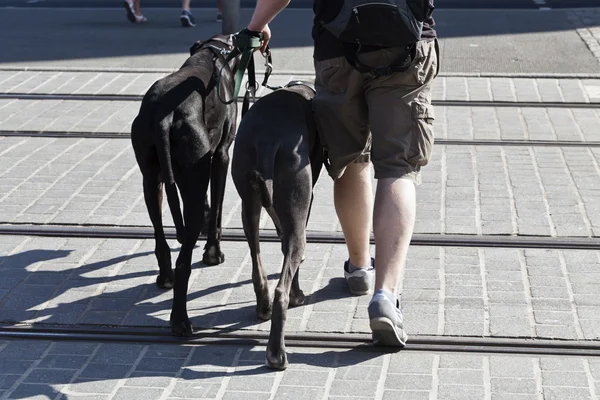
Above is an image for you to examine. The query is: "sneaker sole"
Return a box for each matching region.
[347,280,371,296]
[123,1,136,22]
[180,15,195,27]
[370,317,408,347]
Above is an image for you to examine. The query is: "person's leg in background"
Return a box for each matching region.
[124,0,147,23]
[217,0,223,21]
[180,0,196,27]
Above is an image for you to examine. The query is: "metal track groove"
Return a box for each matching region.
[1,92,598,109]
[1,224,600,250]
[1,325,599,357]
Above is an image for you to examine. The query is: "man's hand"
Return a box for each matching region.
[247,23,271,54]
[246,0,289,53]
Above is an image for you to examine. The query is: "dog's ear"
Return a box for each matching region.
[189,40,206,56]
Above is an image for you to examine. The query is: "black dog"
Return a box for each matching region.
[232,82,323,370]
[131,34,239,336]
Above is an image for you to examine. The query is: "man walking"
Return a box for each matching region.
[246,0,439,346]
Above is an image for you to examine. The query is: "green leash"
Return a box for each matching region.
[217,29,264,106]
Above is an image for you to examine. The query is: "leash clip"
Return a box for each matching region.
[245,80,257,103]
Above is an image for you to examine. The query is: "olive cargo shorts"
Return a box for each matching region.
[313,39,440,184]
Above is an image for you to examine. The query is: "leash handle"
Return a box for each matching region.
[217,29,264,105]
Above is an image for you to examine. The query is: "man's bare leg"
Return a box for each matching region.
[373,177,416,295]
[334,162,373,268]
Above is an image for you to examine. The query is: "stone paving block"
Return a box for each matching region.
[0,374,20,391]
[385,374,433,391]
[0,341,51,360]
[491,395,538,400]
[135,357,186,375]
[536,325,578,339]
[491,377,537,394]
[112,387,165,400]
[24,368,77,384]
[437,385,486,400]
[540,357,585,371]
[490,356,534,377]
[388,353,434,375]
[438,369,484,385]
[169,380,221,398]
[542,371,589,387]
[382,390,431,400]
[69,378,123,394]
[0,359,35,375]
[37,354,89,370]
[543,387,593,400]
[91,343,145,364]
[329,379,378,397]
[79,363,132,380]
[48,342,98,356]
[125,372,174,388]
[222,392,271,400]
[439,354,482,369]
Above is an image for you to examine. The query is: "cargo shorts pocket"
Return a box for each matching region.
[315,59,348,95]
[408,101,435,167]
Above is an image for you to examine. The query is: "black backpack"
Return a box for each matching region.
[318,0,427,75]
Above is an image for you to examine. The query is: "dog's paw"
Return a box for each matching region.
[170,318,193,337]
[156,273,174,290]
[265,349,288,371]
[256,304,273,321]
[289,289,306,307]
[203,246,225,266]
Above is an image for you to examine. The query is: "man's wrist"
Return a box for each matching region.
[247,22,265,32]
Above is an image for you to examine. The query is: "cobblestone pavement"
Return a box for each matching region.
[2,68,600,398]
[1,70,599,102]
[0,339,599,400]
[3,137,600,236]
[1,235,600,340]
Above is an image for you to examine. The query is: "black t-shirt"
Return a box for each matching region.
[312,0,437,61]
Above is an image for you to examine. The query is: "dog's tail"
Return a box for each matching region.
[154,119,175,185]
[154,118,184,230]
[247,147,277,208]
[247,171,273,208]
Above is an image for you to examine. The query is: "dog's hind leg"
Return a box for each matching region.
[142,162,174,290]
[242,194,272,321]
[266,169,311,371]
[202,145,230,266]
[266,224,306,370]
[170,158,211,337]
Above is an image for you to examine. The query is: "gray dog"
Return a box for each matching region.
[232,82,324,370]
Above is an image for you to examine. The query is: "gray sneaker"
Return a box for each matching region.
[344,258,374,295]
[368,289,408,347]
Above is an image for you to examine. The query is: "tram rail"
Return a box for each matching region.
[1,92,599,109]
[1,224,600,250]
[1,324,599,357]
